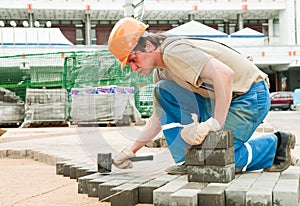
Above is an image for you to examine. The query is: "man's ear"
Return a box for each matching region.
[145,40,155,51]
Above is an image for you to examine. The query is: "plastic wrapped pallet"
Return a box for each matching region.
[70,86,141,123]
[22,88,68,126]
[0,88,25,125]
[0,102,25,125]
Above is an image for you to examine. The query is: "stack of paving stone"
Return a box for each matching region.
[185,130,235,183]
[22,88,68,126]
[1,145,296,206]
[0,87,25,124]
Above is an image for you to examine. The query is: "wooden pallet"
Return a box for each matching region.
[71,120,132,127]
[21,121,69,128]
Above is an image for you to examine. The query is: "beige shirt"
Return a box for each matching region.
[153,38,267,98]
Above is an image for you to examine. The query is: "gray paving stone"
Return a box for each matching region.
[110,183,140,206]
[127,176,154,184]
[25,150,34,159]
[76,165,97,179]
[88,175,116,197]
[56,160,72,175]
[187,163,235,183]
[98,179,128,201]
[198,186,226,206]
[33,151,47,162]
[77,168,97,179]
[153,176,188,205]
[63,161,85,177]
[78,173,105,194]
[273,178,299,206]
[246,172,280,206]
[225,172,261,205]
[7,149,27,159]
[205,147,234,166]
[69,163,94,179]
[182,182,208,190]
[191,130,233,149]
[0,149,7,157]
[138,180,168,204]
[155,174,180,182]
[185,148,205,166]
[45,153,58,165]
[170,188,199,206]
[76,167,98,180]
[87,173,137,197]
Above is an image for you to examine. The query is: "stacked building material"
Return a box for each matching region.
[185,130,235,183]
[70,85,141,124]
[22,88,68,126]
[0,88,24,125]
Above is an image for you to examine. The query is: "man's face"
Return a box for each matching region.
[127,47,156,76]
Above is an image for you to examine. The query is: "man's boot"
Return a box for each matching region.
[165,162,187,175]
[264,131,296,172]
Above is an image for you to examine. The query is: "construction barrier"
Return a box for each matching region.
[0,49,154,126]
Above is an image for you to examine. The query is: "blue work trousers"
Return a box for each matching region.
[154,80,277,172]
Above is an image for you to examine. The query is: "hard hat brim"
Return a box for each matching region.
[121,61,127,70]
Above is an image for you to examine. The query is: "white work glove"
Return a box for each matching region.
[112,147,136,169]
[181,114,221,146]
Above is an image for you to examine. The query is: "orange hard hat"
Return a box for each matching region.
[108,17,148,69]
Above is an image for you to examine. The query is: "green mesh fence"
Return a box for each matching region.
[0,52,70,101]
[62,50,154,117]
[0,49,154,124]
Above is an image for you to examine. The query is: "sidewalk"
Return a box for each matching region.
[0,126,170,206]
[0,122,299,205]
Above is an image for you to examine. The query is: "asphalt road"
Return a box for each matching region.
[266,110,300,137]
[265,110,300,160]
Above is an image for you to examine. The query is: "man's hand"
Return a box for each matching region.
[112,147,136,169]
[181,114,221,145]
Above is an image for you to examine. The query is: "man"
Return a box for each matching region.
[108,17,296,174]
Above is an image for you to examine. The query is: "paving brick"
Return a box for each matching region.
[155,174,181,182]
[63,161,84,177]
[185,148,205,166]
[182,182,208,190]
[110,183,140,206]
[170,188,199,206]
[45,153,58,165]
[198,185,226,206]
[98,179,128,201]
[76,165,97,179]
[138,180,168,204]
[0,149,7,157]
[25,150,34,159]
[56,160,72,175]
[273,178,299,206]
[246,172,280,206]
[225,172,261,205]
[127,176,154,184]
[205,147,234,166]
[153,176,188,205]
[191,130,233,149]
[33,151,47,162]
[55,155,68,163]
[88,175,116,197]
[187,163,235,183]
[7,149,27,159]
[87,173,137,197]
[69,163,93,179]
[78,173,105,194]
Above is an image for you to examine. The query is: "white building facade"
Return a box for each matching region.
[0,0,299,91]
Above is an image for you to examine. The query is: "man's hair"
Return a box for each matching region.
[133,33,167,52]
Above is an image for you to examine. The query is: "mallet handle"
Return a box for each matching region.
[129,155,154,161]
